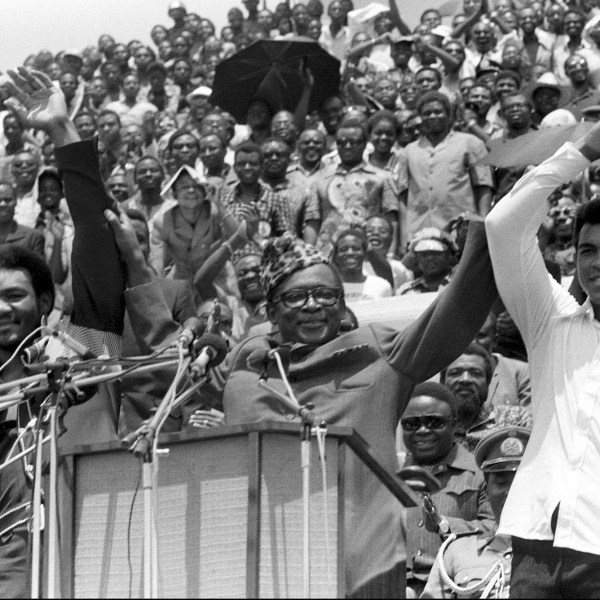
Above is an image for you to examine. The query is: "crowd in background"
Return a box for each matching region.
[3,0,600,595]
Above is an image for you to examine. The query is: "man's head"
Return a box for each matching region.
[421,8,442,28]
[364,215,393,255]
[122,73,141,103]
[328,0,345,26]
[466,84,493,119]
[246,99,272,131]
[89,76,108,106]
[333,228,368,276]
[519,6,538,34]
[106,173,130,203]
[11,152,39,191]
[263,235,345,346]
[270,110,298,147]
[471,21,495,53]
[372,78,398,111]
[399,81,419,110]
[168,130,200,168]
[401,381,458,465]
[494,70,520,101]
[134,46,155,74]
[0,244,54,349]
[200,112,231,142]
[417,91,452,137]
[415,67,442,94]
[3,113,23,145]
[474,427,530,519]
[147,62,167,92]
[549,195,577,242]
[500,92,532,132]
[308,18,322,40]
[319,96,344,135]
[0,181,16,225]
[59,72,78,103]
[234,142,263,185]
[134,156,164,192]
[297,128,325,168]
[391,40,413,69]
[292,3,311,31]
[261,138,291,180]
[234,253,263,303]
[564,9,585,40]
[73,111,96,140]
[442,343,493,424]
[531,76,563,117]
[37,170,63,212]
[571,198,600,306]
[97,110,121,146]
[199,134,226,173]
[168,0,187,23]
[257,9,274,33]
[100,61,121,91]
[565,54,589,86]
[411,226,456,281]
[335,125,367,168]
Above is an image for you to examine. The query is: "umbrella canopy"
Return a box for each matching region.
[479,121,595,169]
[209,38,341,123]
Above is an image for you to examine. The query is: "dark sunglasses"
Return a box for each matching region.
[401,415,452,431]
[271,287,341,309]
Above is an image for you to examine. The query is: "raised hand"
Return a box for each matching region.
[4,67,79,147]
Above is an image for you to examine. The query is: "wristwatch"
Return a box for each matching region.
[438,518,451,537]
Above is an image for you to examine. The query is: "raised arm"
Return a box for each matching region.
[485,140,593,348]
[6,68,127,338]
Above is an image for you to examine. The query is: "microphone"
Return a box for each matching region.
[23,327,98,363]
[190,333,228,377]
[246,346,291,379]
[177,317,204,348]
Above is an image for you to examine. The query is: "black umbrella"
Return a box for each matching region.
[209,37,341,123]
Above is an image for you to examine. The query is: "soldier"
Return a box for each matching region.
[421,427,531,599]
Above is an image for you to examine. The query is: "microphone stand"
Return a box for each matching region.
[121,342,211,599]
[258,349,316,599]
[0,353,182,599]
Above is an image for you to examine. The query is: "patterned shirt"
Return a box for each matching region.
[397,274,452,296]
[219,181,292,250]
[310,160,399,256]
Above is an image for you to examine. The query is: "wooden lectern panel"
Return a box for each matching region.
[73,436,250,598]
[67,429,342,598]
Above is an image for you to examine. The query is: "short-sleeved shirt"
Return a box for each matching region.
[219,181,292,250]
[310,160,399,256]
[262,176,320,239]
[399,131,493,238]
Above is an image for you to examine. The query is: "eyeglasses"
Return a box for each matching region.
[336,139,364,148]
[400,415,452,431]
[549,206,576,219]
[271,287,341,309]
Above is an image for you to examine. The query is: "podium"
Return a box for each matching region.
[56,421,417,598]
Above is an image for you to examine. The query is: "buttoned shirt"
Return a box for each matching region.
[422,531,512,598]
[319,26,350,63]
[219,181,292,248]
[486,141,600,555]
[261,176,320,239]
[403,444,495,583]
[399,131,493,238]
[563,88,600,121]
[310,160,399,256]
[397,274,452,296]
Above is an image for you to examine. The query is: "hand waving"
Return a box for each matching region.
[4,67,68,131]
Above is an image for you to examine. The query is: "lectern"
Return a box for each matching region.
[55,421,417,598]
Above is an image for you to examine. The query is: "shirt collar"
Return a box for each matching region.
[405,443,477,474]
[334,160,375,175]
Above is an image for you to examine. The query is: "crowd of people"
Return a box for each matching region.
[2,0,600,597]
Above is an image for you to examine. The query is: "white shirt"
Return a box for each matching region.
[486,142,600,555]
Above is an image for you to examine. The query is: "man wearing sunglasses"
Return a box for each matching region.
[400,382,495,597]
[221,227,497,597]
